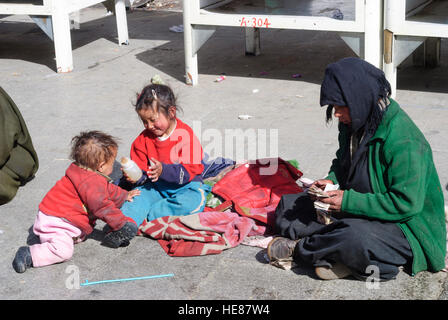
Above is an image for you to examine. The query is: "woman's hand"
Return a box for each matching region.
[319,190,344,212]
[126,189,141,202]
[309,179,334,201]
[147,157,163,182]
[310,179,334,190]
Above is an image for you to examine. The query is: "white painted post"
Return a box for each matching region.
[383,0,406,98]
[52,2,73,73]
[183,0,199,85]
[364,0,382,68]
[115,0,129,45]
[383,51,397,98]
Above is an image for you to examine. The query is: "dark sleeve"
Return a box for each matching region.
[134,170,149,186]
[159,163,191,185]
[326,124,349,185]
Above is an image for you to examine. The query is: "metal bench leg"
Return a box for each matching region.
[364,0,382,68]
[184,22,198,86]
[183,0,198,85]
[52,11,73,73]
[424,37,441,68]
[245,28,261,56]
[115,0,129,45]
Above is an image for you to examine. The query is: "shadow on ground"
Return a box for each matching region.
[1,9,448,94]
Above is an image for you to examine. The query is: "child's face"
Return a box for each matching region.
[138,104,176,138]
[98,148,117,176]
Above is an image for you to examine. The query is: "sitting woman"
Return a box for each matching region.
[0,86,39,206]
[268,57,446,281]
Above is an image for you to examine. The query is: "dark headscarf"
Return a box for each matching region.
[319,57,391,193]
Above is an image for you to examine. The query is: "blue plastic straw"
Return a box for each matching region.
[80,273,174,286]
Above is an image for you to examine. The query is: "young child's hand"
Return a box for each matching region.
[126,189,141,202]
[121,168,137,183]
[101,222,138,248]
[147,157,163,182]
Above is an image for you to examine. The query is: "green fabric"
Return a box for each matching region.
[0,86,39,205]
[204,180,222,208]
[287,159,300,170]
[327,99,446,275]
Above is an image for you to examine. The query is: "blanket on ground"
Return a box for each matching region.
[137,157,304,257]
[212,158,303,225]
[138,210,262,256]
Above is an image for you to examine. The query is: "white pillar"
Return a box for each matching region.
[183,0,198,85]
[384,53,397,98]
[383,0,406,98]
[364,0,382,68]
[52,3,73,73]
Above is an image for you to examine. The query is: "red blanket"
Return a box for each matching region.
[139,211,263,256]
[212,158,303,226]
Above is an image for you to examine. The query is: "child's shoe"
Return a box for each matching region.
[12,246,33,273]
[101,222,138,248]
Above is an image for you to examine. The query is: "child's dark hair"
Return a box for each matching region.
[134,83,182,116]
[70,131,118,170]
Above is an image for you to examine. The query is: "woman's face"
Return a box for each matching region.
[333,105,351,125]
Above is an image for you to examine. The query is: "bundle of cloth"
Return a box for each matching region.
[137,157,304,256]
[139,211,261,256]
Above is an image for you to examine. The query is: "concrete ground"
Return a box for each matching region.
[1,4,448,301]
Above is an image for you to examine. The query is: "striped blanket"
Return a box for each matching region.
[138,210,265,256]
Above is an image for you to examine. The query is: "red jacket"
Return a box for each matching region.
[130,118,204,184]
[39,163,135,235]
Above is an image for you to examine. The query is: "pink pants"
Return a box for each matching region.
[30,211,83,267]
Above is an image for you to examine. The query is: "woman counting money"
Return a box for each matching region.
[266,57,446,281]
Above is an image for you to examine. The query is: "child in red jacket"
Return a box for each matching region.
[12,131,140,273]
[119,83,211,227]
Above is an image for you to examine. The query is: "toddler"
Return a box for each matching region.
[119,83,211,228]
[12,131,140,273]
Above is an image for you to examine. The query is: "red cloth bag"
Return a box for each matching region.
[211,158,303,228]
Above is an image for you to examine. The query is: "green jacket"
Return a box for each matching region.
[0,86,39,205]
[327,99,446,275]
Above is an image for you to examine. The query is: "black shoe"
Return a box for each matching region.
[101,222,138,248]
[267,237,299,262]
[12,246,33,273]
